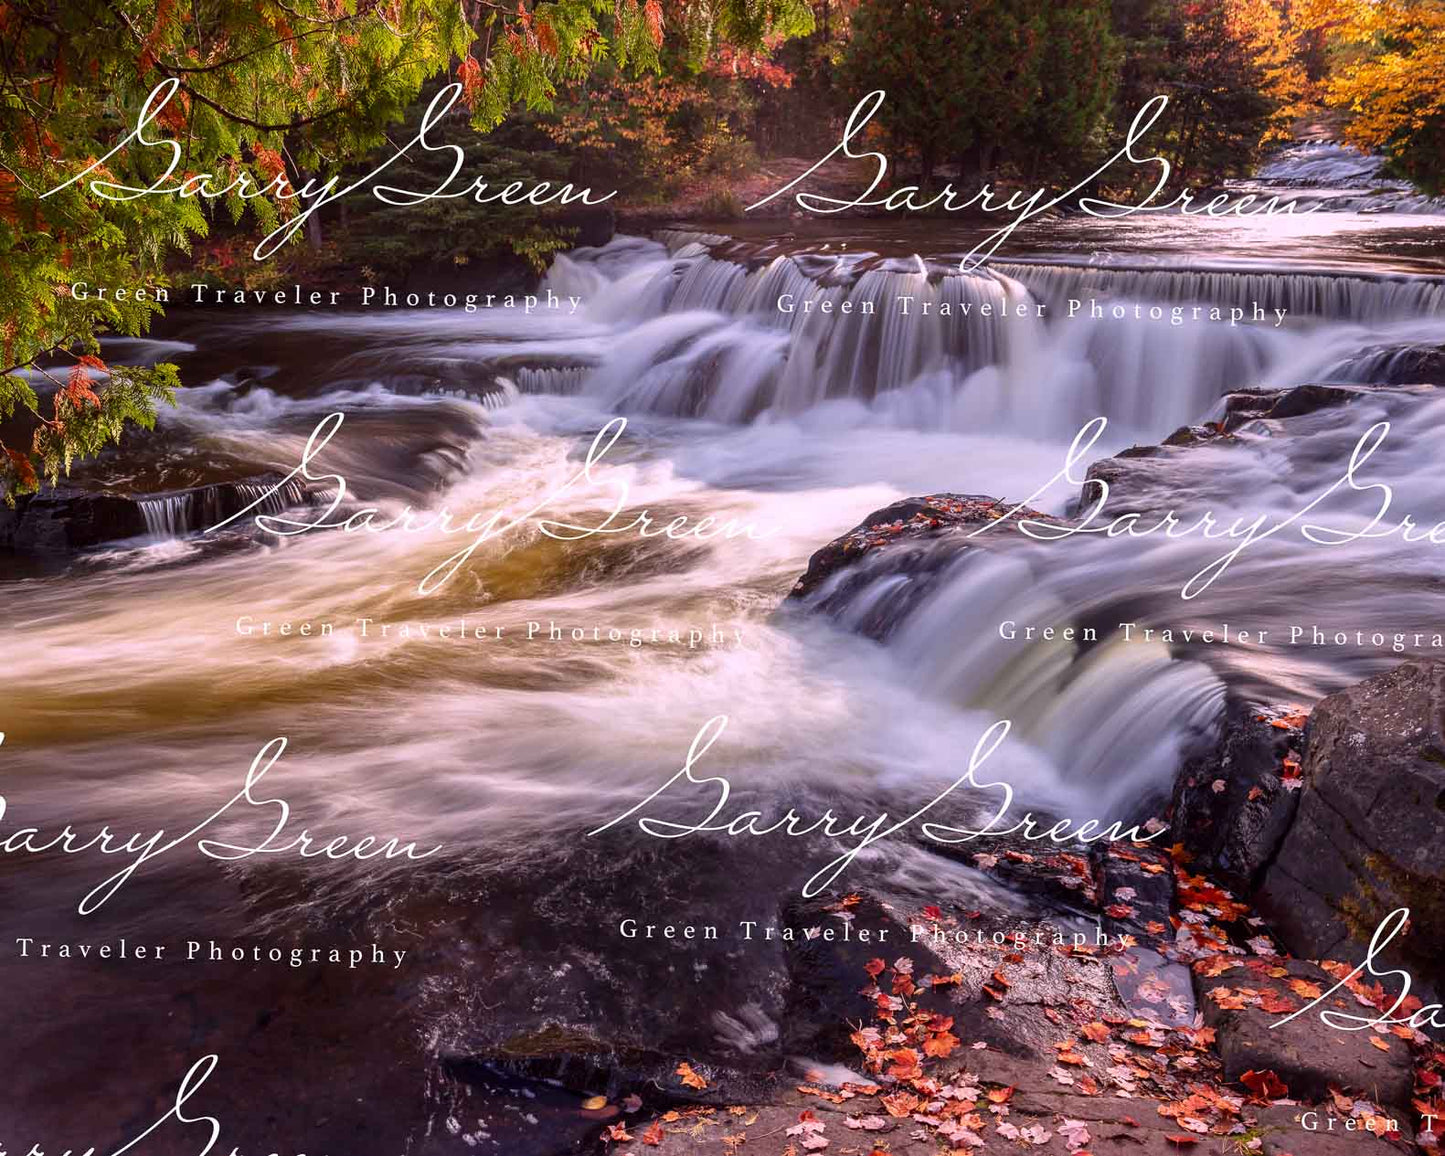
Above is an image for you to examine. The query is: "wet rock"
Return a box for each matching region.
[1195,958,1413,1108]
[785,493,1062,638]
[0,473,314,553]
[1229,382,1374,422]
[777,892,953,1063]
[1081,383,1398,517]
[1255,659,1445,993]
[1171,701,1304,892]
[1097,844,1199,1026]
[1323,341,1445,386]
[445,1025,771,1112]
[0,487,145,551]
[1250,1103,1417,1156]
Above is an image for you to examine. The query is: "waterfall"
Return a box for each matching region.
[533,231,1445,439]
[512,366,589,395]
[229,479,308,518]
[569,244,1297,435]
[139,494,193,540]
[997,260,1445,323]
[138,479,310,540]
[1233,140,1445,214]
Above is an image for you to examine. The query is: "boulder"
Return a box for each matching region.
[1195,958,1413,1108]
[785,493,1062,639]
[0,487,145,551]
[1171,702,1304,892]
[1324,342,1445,387]
[1255,659,1445,995]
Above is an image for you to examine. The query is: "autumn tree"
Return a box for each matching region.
[0,0,812,505]
[1297,0,1445,192]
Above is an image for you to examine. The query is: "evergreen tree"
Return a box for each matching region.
[842,0,1117,185]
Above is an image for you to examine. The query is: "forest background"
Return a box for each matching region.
[2,0,1442,500]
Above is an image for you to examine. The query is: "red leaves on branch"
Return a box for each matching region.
[643,0,664,47]
[62,355,104,410]
[458,55,485,108]
[5,447,37,489]
[138,0,178,74]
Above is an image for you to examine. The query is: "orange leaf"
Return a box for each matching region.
[923,1031,960,1058]
[1240,1069,1289,1100]
[676,1062,708,1089]
[880,1090,920,1117]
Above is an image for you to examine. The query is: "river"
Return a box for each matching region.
[2,145,1444,1153]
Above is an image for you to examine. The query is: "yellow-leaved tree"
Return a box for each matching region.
[1297,0,1445,191]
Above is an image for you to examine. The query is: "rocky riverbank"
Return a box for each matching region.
[587,384,1445,1156]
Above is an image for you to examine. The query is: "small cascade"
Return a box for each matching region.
[1315,339,1445,386]
[512,366,590,395]
[998,261,1445,323]
[228,478,308,518]
[528,218,1445,438]
[795,542,1227,817]
[137,478,310,540]
[139,493,193,540]
[1233,140,1445,214]
[581,248,1035,420]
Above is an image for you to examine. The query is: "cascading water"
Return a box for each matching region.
[1232,139,1445,214]
[995,260,1445,321]
[5,143,1445,1143]
[139,493,193,539]
[542,229,1445,441]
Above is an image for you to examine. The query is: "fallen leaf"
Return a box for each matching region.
[1240,1069,1289,1100]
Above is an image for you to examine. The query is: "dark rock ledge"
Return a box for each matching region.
[595,382,1445,1156]
[0,473,315,553]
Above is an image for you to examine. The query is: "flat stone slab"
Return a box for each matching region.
[1195,958,1413,1108]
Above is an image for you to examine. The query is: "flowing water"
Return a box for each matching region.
[3,146,1445,1151]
